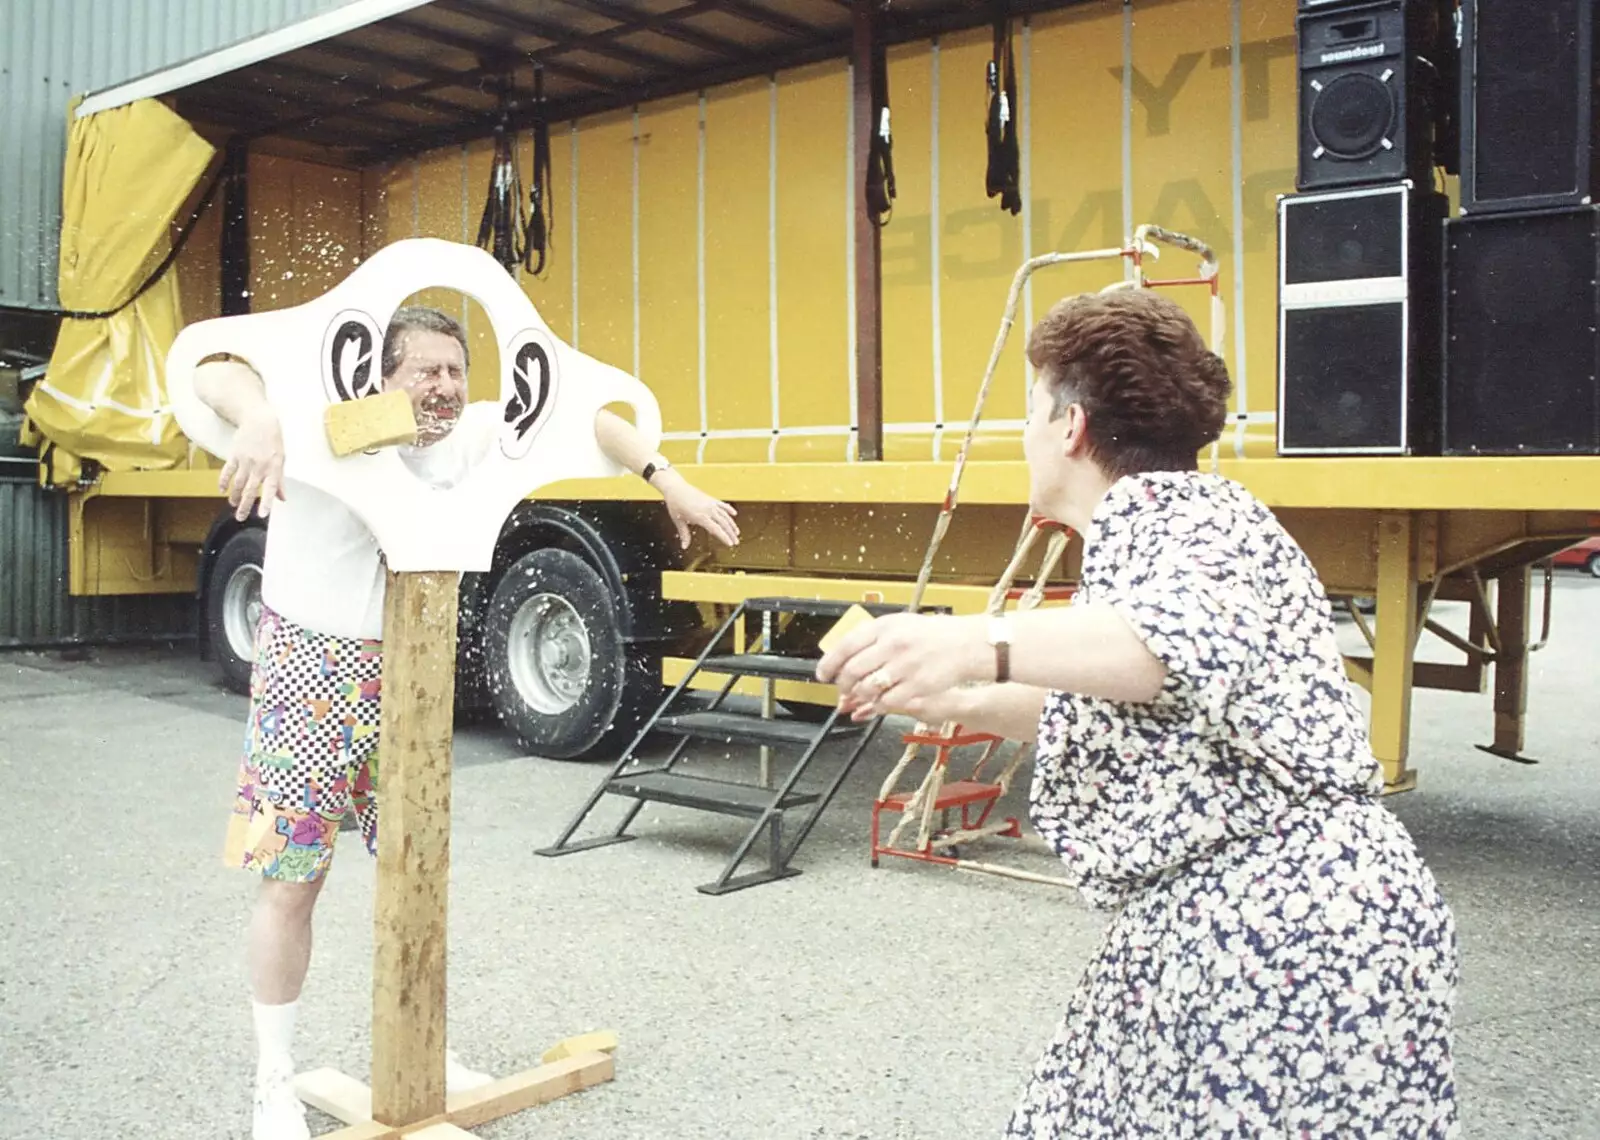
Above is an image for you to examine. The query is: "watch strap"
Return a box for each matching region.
[987,614,1012,684]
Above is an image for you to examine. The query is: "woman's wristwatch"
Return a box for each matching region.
[986,613,1012,683]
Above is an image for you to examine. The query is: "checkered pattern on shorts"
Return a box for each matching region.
[223,605,384,882]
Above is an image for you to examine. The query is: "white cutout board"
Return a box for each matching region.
[166,238,661,572]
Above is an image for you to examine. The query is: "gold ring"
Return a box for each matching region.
[867,667,894,691]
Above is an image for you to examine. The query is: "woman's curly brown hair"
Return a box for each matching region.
[1026,288,1232,480]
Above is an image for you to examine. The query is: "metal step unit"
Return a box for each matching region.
[536,596,919,895]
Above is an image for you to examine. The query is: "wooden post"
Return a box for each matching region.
[852,0,884,461]
[372,569,460,1127]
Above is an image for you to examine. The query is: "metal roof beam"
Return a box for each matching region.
[352,30,848,164]
[247,59,487,134]
[434,0,684,73]
[543,0,747,60]
[384,15,618,89]
[699,0,818,39]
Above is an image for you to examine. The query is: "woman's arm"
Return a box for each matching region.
[820,604,1167,722]
[594,408,740,548]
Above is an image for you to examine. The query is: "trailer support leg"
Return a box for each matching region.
[1480,565,1534,764]
[1371,512,1418,793]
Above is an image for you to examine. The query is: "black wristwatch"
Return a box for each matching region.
[642,458,671,485]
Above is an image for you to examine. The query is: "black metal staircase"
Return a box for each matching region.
[536,596,911,895]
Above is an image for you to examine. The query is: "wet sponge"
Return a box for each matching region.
[325,390,417,456]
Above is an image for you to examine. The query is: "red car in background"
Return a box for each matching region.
[1553,535,1600,577]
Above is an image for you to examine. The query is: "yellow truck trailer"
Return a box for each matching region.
[21,0,1598,793]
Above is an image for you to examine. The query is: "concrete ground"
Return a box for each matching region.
[0,575,1596,1140]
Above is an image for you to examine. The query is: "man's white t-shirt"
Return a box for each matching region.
[259,402,496,641]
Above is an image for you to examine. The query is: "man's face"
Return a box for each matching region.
[384,329,467,446]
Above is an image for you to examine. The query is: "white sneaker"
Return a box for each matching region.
[446,1048,494,1094]
[252,1064,310,1140]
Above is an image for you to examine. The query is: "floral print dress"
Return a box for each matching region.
[1006,472,1458,1139]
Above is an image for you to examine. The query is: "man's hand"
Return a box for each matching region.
[220,410,286,521]
[655,470,740,548]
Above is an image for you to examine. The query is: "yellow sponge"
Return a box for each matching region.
[818,603,875,655]
[324,390,417,456]
[540,1030,619,1064]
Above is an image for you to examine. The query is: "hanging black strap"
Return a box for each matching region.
[526,69,553,278]
[865,20,896,227]
[475,70,554,279]
[985,11,1022,216]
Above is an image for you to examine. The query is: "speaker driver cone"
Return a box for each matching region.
[1310,73,1396,159]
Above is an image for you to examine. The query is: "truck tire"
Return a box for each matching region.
[483,547,660,760]
[206,527,266,695]
[1587,552,1600,578]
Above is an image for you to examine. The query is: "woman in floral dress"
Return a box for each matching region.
[818,288,1458,1138]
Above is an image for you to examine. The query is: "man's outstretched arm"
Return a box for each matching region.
[594,409,739,548]
[192,357,286,521]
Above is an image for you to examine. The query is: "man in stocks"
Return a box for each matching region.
[193,306,739,1140]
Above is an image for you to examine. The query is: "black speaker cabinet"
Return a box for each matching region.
[1443,206,1600,455]
[1278,182,1448,455]
[1460,0,1600,214]
[1296,0,1439,191]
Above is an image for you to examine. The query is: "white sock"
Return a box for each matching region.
[253,999,298,1081]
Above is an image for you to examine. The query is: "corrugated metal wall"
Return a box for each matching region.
[0,477,195,648]
[1,0,350,645]
[0,0,356,311]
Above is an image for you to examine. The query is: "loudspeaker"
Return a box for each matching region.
[1296,0,1441,191]
[1460,0,1600,214]
[1442,206,1600,455]
[1277,182,1447,455]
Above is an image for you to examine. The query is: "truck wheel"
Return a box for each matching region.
[206,527,266,695]
[484,547,659,760]
[1587,553,1600,578]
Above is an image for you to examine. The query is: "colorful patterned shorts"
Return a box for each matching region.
[223,605,384,882]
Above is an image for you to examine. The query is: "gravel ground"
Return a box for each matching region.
[0,576,1596,1140]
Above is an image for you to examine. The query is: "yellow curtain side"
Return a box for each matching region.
[22,98,216,482]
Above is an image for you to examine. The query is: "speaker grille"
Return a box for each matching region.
[1282,304,1405,451]
[1445,208,1600,454]
[1471,3,1582,203]
[1284,191,1403,284]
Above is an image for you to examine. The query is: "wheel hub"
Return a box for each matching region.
[222,563,263,663]
[506,593,591,715]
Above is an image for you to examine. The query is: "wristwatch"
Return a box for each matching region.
[641,457,671,485]
[986,613,1012,684]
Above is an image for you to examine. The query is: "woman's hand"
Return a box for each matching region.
[817,612,990,722]
[655,470,740,548]
[220,410,286,521]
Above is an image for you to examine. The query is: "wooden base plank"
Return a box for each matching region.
[540,1030,619,1064]
[319,1121,397,1140]
[296,1067,373,1125]
[404,1124,478,1139]
[445,1053,615,1130]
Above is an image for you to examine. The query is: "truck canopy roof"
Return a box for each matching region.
[75,0,1071,166]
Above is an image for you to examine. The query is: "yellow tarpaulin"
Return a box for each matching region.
[22,98,215,484]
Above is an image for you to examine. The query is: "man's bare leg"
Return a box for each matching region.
[250,877,326,1005]
[249,876,326,1140]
